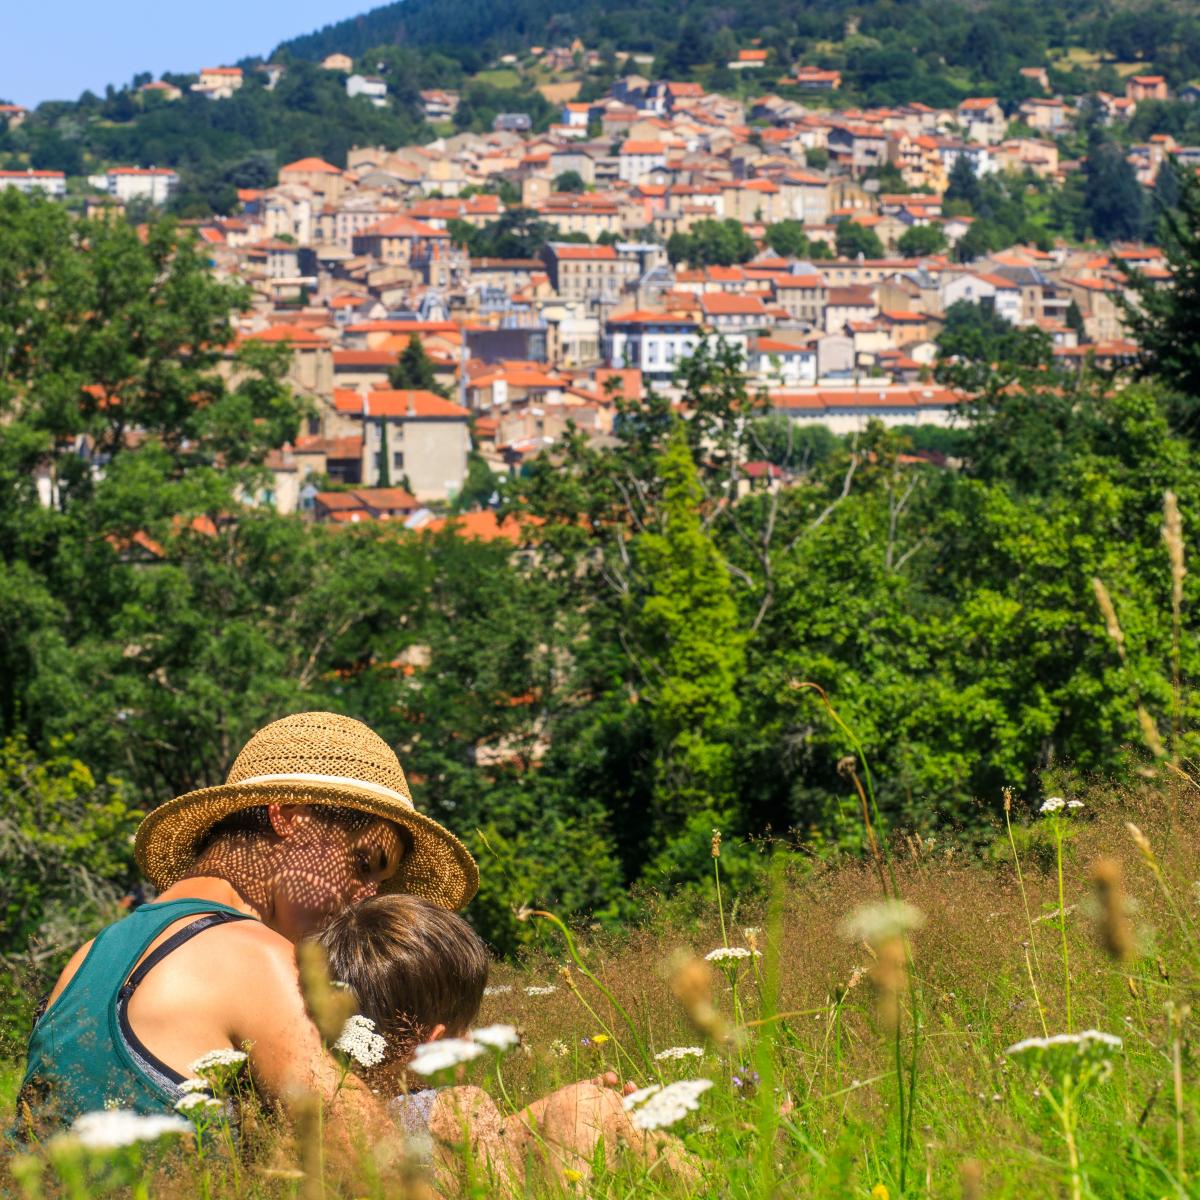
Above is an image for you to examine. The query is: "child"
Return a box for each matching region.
[318,895,697,1192]
[316,893,491,1132]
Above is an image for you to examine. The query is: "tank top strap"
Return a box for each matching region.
[19,897,258,1128]
[75,898,255,1010]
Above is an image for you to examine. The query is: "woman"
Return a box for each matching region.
[20,712,641,1173]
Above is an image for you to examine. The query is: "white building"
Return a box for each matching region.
[606,312,700,381]
[750,338,818,386]
[92,168,179,205]
[0,169,66,197]
[617,140,668,183]
[191,67,243,100]
[347,75,388,108]
[940,271,1021,324]
[774,385,961,434]
[606,312,748,383]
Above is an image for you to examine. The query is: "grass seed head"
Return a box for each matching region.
[669,950,733,1046]
[1092,577,1126,656]
[1163,490,1185,609]
[1090,857,1134,962]
[1136,706,1167,759]
[1126,822,1155,860]
[297,940,356,1044]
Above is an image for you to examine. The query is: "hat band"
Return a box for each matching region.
[233,771,413,809]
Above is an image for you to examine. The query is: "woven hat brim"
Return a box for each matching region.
[134,780,479,911]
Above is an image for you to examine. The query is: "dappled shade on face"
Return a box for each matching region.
[189,808,406,940]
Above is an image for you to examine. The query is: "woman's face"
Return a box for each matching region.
[270,810,404,941]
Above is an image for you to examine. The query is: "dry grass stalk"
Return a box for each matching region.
[959,1159,984,1200]
[1163,491,1185,616]
[1137,707,1167,759]
[290,1092,326,1200]
[1093,576,1167,759]
[1089,857,1134,961]
[871,937,908,1032]
[297,939,356,1043]
[1092,577,1126,659]
[1126,822,1154,860]
[669,950,734,1047]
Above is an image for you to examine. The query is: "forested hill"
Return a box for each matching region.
[275,0,1200,96]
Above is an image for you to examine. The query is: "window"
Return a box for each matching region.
[307,416,321,436]
[393,451,405,470]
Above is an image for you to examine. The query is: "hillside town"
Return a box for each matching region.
[3,51,1181,528]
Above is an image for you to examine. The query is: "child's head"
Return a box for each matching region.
[317,893,489,1062]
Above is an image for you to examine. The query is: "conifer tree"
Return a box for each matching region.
[631,420,745,878]
[388,333,448,397]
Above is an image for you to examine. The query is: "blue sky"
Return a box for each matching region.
[2,1,374,106]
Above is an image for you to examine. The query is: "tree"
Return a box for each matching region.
[951,220,990,261]
[1122,167,1200,430]
[944,154,982,211]
[764,220,811,258]
[629,421,744,879]
[1083,138,1146,242]
[553,170,586,193]
[666,219,755,267]
[389,333,449,396]
[1065,298,1086,341]
[896,224,948,257]
[835,220,885,259]
[377,419,392,486]
[0,736,141,1053]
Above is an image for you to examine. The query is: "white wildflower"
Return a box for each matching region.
[175,1094,224,1114]
[1066,799,1085,809]
[841,900,925,945]
[704,947,760,962]
[177,1078,211,1095]
[654,1046,705,1061]
[189,1049,248,1074]
[71,1109,191,1150]
[483,985,513,997]
[524,985,557,996]
[626,1079,714,1130]
[1040,796,1066,814]
[334,1015,387,1069]
[548,1039,570,1058]
[1006,1030,1122,1058]
[409,1037,485,1076]
[621,1084,663,1111]
[472,1024,520,1052]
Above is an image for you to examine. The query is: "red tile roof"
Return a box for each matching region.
[353,390,471,419]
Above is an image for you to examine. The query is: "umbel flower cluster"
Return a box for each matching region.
[622,1079,715,1130]
[335,1015,387,1068]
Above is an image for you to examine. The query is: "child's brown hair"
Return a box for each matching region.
[317,893,489,1054]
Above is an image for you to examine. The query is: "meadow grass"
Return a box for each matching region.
[471,69,522,89]
[5,780,1200,1198]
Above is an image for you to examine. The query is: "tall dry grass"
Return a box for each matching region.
[8,782,1200,1198]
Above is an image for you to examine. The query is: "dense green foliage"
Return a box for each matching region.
[834,220,885,260]
[666,219,756,267]
[275,0,1200,104]
[1123,163,1200,430]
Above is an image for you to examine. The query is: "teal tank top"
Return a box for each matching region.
[20,898,253,1128]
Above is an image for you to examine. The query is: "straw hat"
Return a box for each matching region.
[134,712,478,910]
